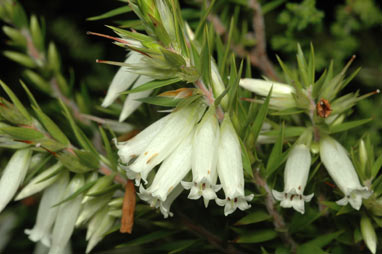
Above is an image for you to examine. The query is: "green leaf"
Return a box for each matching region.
[33,106,70,145]
[122,78,181,94]
[235,229,277,243]
[19,79,39,109]
[235,210,271,225]
[194,0,216,38]
[87,6,132,21]
[160,48,186,68]
[59,100,97,154]
[329,118,372,134]
[74,150,99,170]
[99,126,118,171]
[0,126,44,140]
[200,28,212,87]
[53,179,97,207]
[298,231,343,251]
[0,79,32,122]
[137,96,181,107]
[247,86,272,148]
[118,230,176,247]
[296,44,309,87]
[371,154,382,179]
[265,124,284,178]
[239,138,253,177]
[218,17,234,76]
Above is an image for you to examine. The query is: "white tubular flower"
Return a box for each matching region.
[182,107,221,208]
[138,131,193,215]
[115,113,171,164]
[239,78,297,109]
[15,162,63,201]
[215,116,254,216]
[49,174,84,254]
[272,144,314,214]
[119,75,153,122]
[127,102,205,185]
[25,172,69,247]
[0,149,32,213]
[320,136,372,210]
[101,52,141,107]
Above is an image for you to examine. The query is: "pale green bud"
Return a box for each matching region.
[359,139,368,175]
[82,174,114,203]
[15,162,63,201]
[360,215,377,254]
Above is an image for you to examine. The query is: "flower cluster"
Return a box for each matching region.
[240,78,372,214]
[115,103,253,217]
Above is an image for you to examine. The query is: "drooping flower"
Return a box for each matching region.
[138,129,193,204]
[215,115,253,215]
[320,136,372,210]
[239,78,296,109]
[115,113,171,165]
[124,102,205,185]
[49,174,84,254]
[182,106,221,207]
[138,130,193,217]
[25,172,69,247]
[0,149,32,213]
[272,144,314,214]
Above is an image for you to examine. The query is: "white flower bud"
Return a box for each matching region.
[101,52,141,108]
[0,149,32,213]
[127,102,205,185]
[138,131,193,216]
[359,139,367,175]
[76,193,113,227]
[86,207,115,253]
[360,215,377,254]
[215,116,254,215]
[320,136,372,210]
[15,162,63,201]
[239,79,297,109]
[119,75,153,122]
[182,107,221,207]
[25,172,69,247]
[49,174,84,254]
[272,144,314,214]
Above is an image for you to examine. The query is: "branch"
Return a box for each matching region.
[253,169,297,253]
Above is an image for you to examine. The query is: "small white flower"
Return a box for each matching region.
[0,149,32,213]
[101,52,141,108]
[239,78,296,109]
[320,136,372,210]
[138,131,193,216]
[49,174,84,254]
[126,102,205,185]
[25,172,69,247]
[182,107,221,207]
[15,162,63,201]
[119,75,153,122]
[272,144,314,214]
[215,116,253,215]
[115,113,171,164]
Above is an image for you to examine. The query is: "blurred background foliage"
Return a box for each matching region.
[0,0,381,253]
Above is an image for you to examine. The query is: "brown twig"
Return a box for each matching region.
[177,211,244,254]
[253,169,297,253]
[204,0,280,81]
